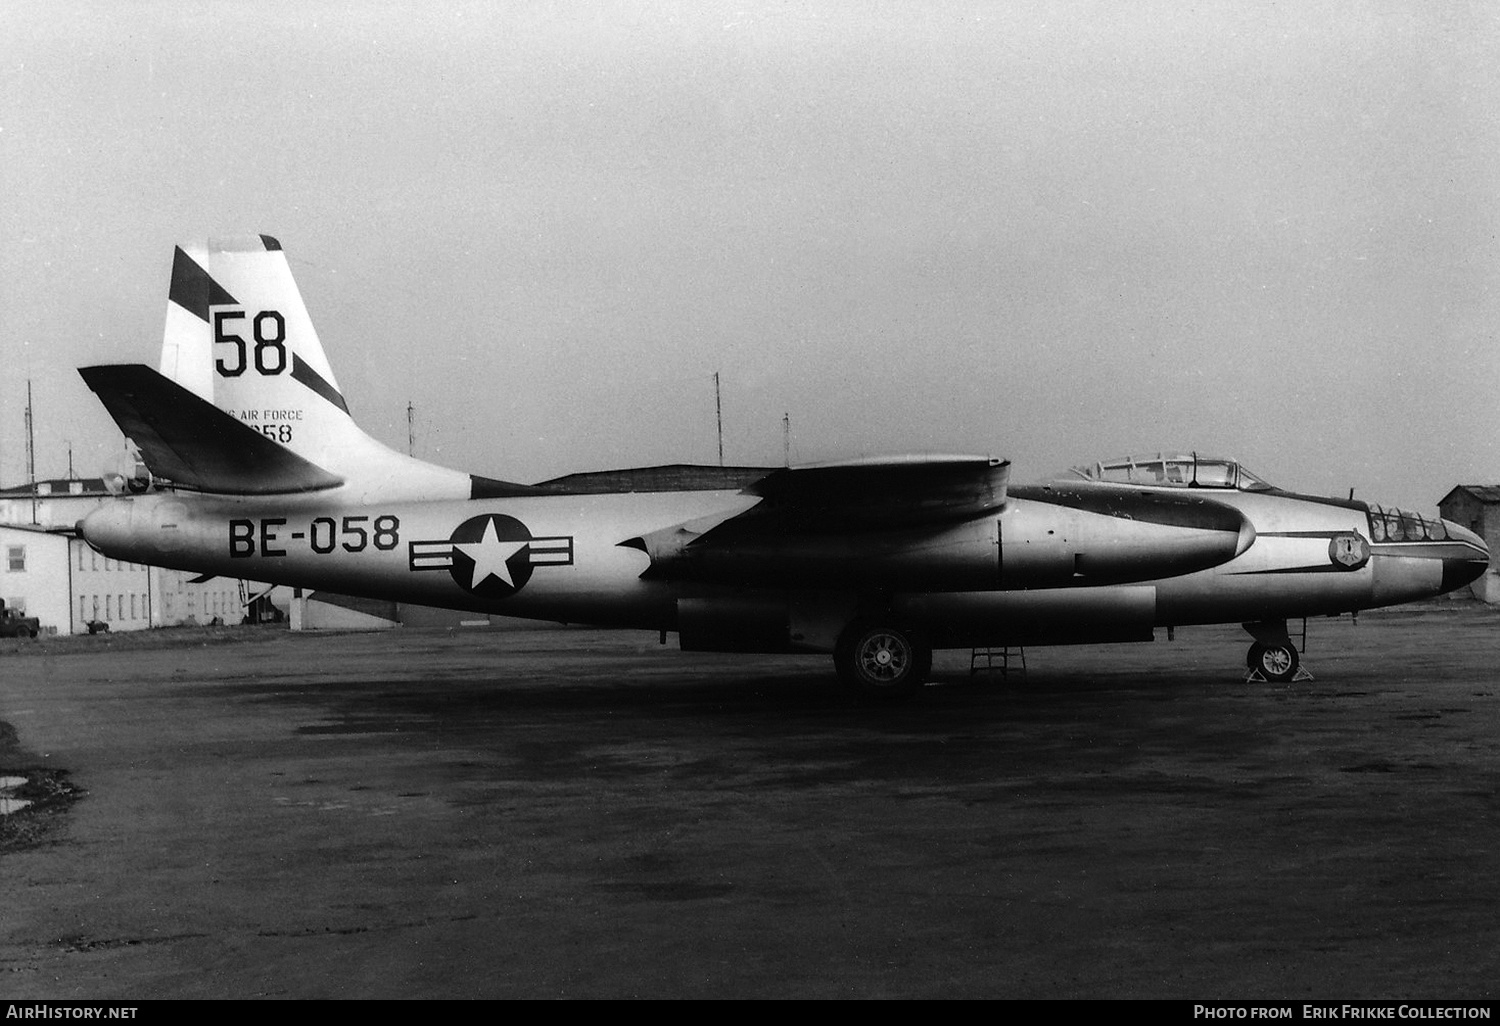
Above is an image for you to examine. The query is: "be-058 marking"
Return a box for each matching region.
[229,515,400,558]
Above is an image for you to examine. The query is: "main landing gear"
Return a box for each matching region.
[1242,620,1311,683]
[833,621,932,699]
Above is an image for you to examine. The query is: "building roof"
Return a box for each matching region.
[1438,485,1500,506]
[0,478,111,497]
[0,521,75,539]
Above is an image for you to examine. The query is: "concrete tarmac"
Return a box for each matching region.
[1,606,1497,999]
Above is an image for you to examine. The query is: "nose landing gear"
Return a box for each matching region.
[1243,619,1313,683]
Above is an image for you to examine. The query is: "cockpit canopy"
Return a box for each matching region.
[1065,453,1275,492]
[1067,453,1450,542]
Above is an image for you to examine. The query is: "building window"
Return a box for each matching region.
[6,546,23,572]
[80,597,87,623]
[91,595,99,618]
[106,595,113,619]
[78,547,86,571]
[130,595,137,619]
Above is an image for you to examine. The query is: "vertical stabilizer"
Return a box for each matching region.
[153,235,478,501]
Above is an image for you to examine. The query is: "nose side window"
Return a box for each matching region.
[1369,505,1447,543]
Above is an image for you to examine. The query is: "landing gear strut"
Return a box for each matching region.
[1243,620,1308,683]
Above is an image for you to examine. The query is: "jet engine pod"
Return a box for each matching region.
[1002,484,1253,587]
[101,450,154,495]
[676,595,793,653]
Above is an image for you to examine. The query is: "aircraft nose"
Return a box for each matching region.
[1439,519,1490,592]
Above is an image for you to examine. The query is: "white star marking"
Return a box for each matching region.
[453,518,528,588]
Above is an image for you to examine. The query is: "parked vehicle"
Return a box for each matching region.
[0,599,40,639]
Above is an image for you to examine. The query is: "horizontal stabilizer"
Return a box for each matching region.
[78,364,344,495]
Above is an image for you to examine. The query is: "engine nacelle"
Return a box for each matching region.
[647,488,1251,593]
[101,451,155,495]
[676,595,793,653]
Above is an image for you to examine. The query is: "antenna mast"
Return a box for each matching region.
[25,381,37,524]
[407,400,415,457]
[714,372,724,466]
[783,412,790,467]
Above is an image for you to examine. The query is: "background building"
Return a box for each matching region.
[0,524,72,632]
[0,478,265,634]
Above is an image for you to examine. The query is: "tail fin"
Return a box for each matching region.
[139,235,519,500]
[159,235,360,472]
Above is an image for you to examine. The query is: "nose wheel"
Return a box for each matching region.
[1243,620,1313,683]
[1247,641,1302,682]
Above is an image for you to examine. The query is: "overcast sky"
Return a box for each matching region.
[3,1,1496,510]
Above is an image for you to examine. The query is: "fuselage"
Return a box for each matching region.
[79,477,1488,653]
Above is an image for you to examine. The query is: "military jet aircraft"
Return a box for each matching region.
[77,236,1489,696]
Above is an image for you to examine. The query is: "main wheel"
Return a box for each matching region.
[1251,641,1300,683]
[834,623,931,698]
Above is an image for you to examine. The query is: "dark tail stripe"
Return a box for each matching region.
[168,247,238,323]
[290,354,350,414]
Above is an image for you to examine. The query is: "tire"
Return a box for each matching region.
[1252,641,1299,683]
[834,622,931,698]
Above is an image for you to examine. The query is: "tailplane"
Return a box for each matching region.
[79,364,344,494]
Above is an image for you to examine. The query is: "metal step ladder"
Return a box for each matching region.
[970,645,1026,679]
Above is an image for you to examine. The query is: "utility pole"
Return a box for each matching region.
[783,412,790,467]
[714,372,724,466]
[25,381,37,524]
[407,400,415,457]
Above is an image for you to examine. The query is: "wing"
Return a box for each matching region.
[622,456,1010,584]
[735,455,1009,532]
[79,364,344,494]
